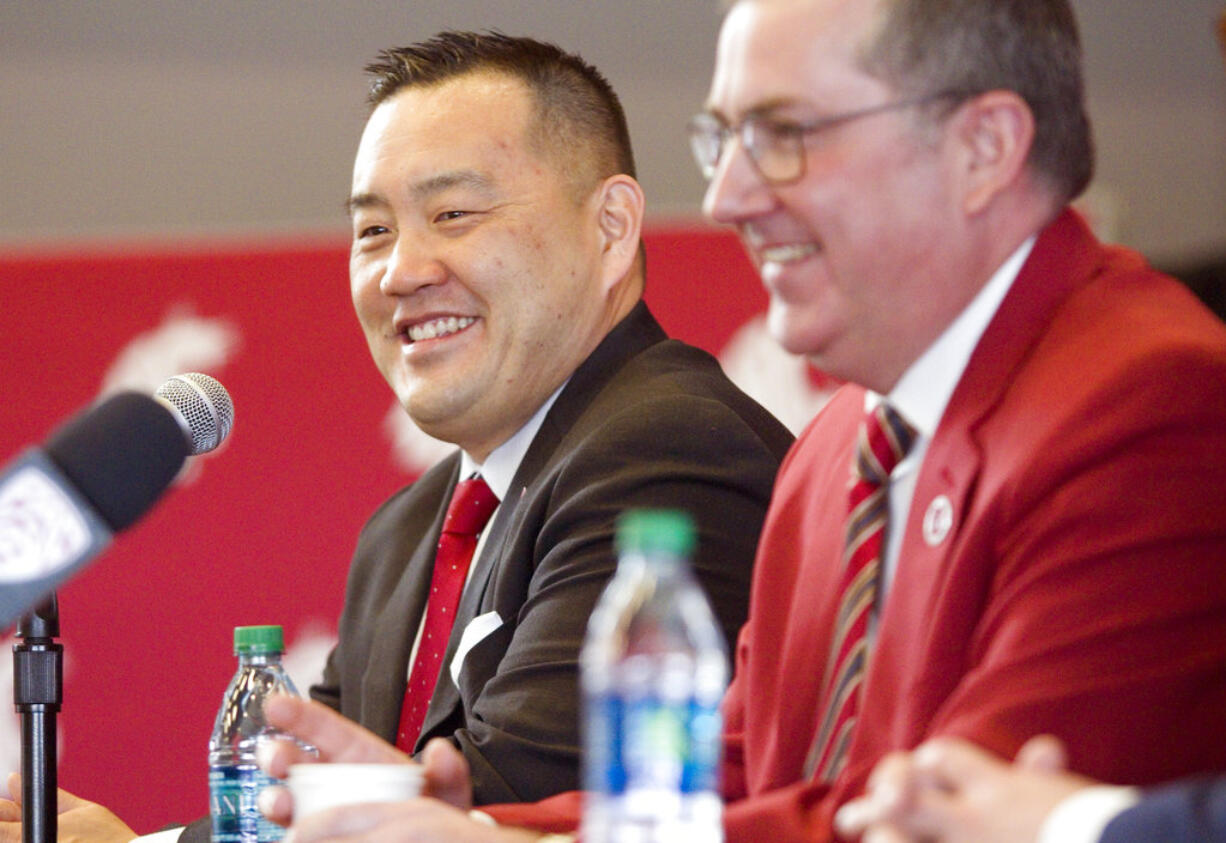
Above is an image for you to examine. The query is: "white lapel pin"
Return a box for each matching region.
[922,495,954,547]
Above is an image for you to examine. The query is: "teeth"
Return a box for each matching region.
[760,243,817,264]
[407,316,476,342]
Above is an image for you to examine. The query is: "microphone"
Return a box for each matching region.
[0,373,235,628]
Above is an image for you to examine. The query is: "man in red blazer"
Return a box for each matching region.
[172,1,1226,842]
[693,2,1226,840]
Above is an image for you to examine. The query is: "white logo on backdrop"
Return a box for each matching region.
[99,305,241,486]
[100,305,241,398]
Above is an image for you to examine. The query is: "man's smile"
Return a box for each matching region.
[401,315,478,343]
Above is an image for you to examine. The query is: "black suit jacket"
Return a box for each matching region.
[312,302,793,804]
[1100,778,1226,842]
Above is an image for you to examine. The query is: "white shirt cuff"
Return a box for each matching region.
[1037,784,1142,843]
[133,827,185,843]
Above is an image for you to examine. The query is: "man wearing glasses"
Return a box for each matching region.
[196,2,1226,842]
[685,0,1226,839]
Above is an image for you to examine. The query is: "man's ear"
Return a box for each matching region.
[594,173,646,293]
[949,90,1036,215]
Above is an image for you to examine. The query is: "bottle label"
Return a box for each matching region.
[681,696,721,795]
[584,692,626,794]
[209,763,285,843]
[585,691,722,797]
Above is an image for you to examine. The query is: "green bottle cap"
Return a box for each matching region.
[233,625,284,655]
[616,509,696,557]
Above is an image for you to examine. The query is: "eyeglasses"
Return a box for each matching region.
[687,92,961,185]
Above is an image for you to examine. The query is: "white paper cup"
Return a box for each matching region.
[287,763,424,819]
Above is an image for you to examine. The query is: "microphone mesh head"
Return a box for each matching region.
[154,373,235,455]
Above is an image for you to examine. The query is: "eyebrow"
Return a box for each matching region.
[705,96,817,124]
[345,170,497,217]
[409,170,497,201]
[344,193,388,216]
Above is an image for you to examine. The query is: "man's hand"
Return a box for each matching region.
[256,696,542,842]
[260,694,410,774]
[257,695,475,826]
[833,735,1092,843]
[0,773,137,843]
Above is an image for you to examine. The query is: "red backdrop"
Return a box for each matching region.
[0,223,786,832]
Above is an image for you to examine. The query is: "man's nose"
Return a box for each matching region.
[702,136,776,225]
[380,238,448,296]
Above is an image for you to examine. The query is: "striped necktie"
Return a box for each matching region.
[804,402,916,781]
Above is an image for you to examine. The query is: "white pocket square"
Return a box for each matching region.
[450,611,503,687]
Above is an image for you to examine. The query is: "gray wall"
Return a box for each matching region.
[2,1,1223,264]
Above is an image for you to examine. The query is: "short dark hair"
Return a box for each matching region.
[860,0,1094,203]
[364,31,637,187]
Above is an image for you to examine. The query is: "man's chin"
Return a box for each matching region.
[766,315,829,361]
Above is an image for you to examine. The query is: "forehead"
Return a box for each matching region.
[709,0,889,117]
[352,72,545,197]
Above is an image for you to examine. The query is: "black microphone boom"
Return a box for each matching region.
[0,373,234,628]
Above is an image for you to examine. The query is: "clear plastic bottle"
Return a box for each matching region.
[208,625,305,843]
[580,509,728,843]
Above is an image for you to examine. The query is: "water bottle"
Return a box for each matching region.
[208,625,304,843]
[580,509,728,843]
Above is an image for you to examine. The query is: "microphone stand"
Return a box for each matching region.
[14,595,61,843]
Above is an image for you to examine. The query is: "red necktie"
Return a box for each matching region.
[395,475,499,752]
[804,403,916,781]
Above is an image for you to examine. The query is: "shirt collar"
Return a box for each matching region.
[877,235,1036,437]
[458,378,569,501]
